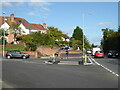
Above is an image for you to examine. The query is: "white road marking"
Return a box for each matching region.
[90,57,119,77]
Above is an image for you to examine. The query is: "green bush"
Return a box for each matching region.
[5,44,26,51]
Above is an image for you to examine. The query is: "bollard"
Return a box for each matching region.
[78,60,84,65]
[84,54,87,64]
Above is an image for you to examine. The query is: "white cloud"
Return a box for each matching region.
[27,12,36,16]
[0,0,52,9]
[28,2,50,7]
[0,2,12,7]
[0,2,24,7]
[41,7,50,11]
[96,22,113,26]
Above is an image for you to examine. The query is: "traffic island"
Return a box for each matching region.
[82,55,94,65]
[45,60,81,65]
[58,61,80,65]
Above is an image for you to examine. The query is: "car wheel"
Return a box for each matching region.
[22,56,26,59]
[7,56,11,59]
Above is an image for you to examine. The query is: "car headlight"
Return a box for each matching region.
[116,53,118,55]
[108,53,112,55]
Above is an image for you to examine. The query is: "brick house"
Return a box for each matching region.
[0,14,47,43]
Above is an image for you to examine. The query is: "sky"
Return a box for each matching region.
[0,0,119,45]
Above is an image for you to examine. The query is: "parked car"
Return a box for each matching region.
[86,49,92,54]
[107,50,118,58]
[59,46,71,51]
[94,51,104,58]
[92,47,101,56]
[6,50,30,59]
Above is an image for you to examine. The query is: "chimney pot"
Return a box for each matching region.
[43,23,46,29]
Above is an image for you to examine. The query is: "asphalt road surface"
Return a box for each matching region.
[2,57,119,88]
[92,56,119,75]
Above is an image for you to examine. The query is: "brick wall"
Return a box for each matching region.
[0,47,82,58]
[36,47,58,56]
[36,47,82,57]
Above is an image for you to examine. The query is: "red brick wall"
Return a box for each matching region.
[58,50,81,56]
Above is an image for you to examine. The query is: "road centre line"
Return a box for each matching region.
[89,56,119,77]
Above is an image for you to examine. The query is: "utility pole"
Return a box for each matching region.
[82,13,85,57]
[2,12,6,58]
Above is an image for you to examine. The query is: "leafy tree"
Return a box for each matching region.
[47,26,63,41]
[21,34,35,51]
[71,26,91,50]
[84,36,91,49]
[69,38,82,50]
[9,22,22,44]
[101,28,119,54]
[22,32,55,51]
[72,26,83,41]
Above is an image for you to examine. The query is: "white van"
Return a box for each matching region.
[92,48,101,56]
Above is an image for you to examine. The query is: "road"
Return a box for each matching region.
[1,56,119,88]
[92,56,119,75]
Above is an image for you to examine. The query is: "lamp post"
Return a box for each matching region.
[82,12,92,57]
[82,13,85,57]
[2,12,6,58]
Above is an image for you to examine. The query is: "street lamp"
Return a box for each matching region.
[2,12,6,58]
[82,12,92,57]
[82,13,84,57]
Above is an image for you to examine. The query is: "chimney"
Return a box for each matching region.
[10,14,14,22]
[43,23,46,29]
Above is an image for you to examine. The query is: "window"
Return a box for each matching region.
[18,20,22,23]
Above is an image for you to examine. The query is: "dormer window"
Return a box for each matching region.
[18,20,22,23]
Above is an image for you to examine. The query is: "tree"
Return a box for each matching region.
[9,22,22,44]
[71,26,91,50]
[101,28,119,53]
[118,26,120,32]
[84,36,91,49]
[72,26,83,41]
[47,26,63,41]
[22,32,55,51]
[0,29,8,36]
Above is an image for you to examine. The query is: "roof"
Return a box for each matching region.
[31,23,46,30]
[0,16,46,30]
[63,34,70,39]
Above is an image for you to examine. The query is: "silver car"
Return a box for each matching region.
[6,50,30,59]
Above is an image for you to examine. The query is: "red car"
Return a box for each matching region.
[94,51,104,58]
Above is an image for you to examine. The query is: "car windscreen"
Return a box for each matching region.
[96,51,103,53]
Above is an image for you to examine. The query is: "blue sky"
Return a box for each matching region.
[0,2,118,45]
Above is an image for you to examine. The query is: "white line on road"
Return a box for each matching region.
[90,57,119,77]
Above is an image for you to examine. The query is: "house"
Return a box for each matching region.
[62,33,70,42]
[0,14,47,43]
